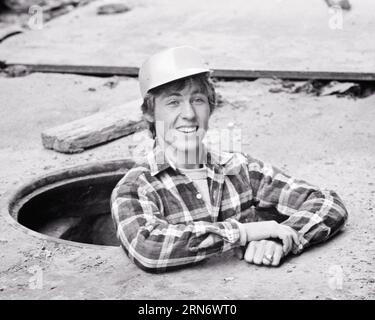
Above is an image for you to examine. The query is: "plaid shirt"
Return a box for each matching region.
[111,144,348,272]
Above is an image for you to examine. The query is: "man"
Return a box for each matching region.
[111,46,348,273]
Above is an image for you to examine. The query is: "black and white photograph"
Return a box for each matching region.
[0,0,374,303]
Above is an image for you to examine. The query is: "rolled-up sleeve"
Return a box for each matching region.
[245,155,348,254]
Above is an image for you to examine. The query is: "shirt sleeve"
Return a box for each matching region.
[110,170,242,273]
[244,154,348,254]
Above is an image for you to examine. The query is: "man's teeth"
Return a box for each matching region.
[177,127,197,133]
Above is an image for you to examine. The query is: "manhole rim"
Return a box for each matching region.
[0,158,136,249]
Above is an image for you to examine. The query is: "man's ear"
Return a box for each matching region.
[143,113,155,123]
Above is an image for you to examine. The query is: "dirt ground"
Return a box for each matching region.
[0,0,374,300]
[0,72,374,300]
[1,0,375,73]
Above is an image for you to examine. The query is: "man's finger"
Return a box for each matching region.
[253,240,266,265]
[290,229,299,246]
[262,241,275,266]
[271,245,284,266]
[244,241,256,263]
[282,225,299,250]
[279,233,290,253]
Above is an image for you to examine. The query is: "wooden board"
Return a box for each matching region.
[0,0,374,74]
[41,99,146,153]
[8,63,375,81]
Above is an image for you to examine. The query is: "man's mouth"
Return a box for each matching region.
[176,126,198,133]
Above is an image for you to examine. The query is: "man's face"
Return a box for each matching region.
[153,81,210,156]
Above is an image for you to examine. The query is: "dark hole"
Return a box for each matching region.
[17,174,125,246]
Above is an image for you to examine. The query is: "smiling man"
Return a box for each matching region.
[110,46,348,273]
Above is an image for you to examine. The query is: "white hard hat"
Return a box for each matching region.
[138,46,210,98]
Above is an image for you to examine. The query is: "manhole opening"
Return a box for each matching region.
[8,161,135,247]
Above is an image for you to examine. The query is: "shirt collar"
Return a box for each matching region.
[147,140,234,176]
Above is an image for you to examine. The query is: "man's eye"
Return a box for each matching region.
[192,97,205,104]
[167,100,179,106]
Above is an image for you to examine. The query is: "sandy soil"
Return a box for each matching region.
[1,0,374,73]
[0,72,374,299]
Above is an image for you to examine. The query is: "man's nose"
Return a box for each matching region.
[180,100,196,120]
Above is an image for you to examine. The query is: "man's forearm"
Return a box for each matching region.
[232,220,300,254]
[115,215,244,272]
[281,189,348,253]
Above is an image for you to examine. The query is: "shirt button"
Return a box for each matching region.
[196,193,202,200]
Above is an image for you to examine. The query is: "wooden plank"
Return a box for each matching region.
[212,69,375,82]
[14,63,139,77]
[9,63,375,81]
[41,99,146,153]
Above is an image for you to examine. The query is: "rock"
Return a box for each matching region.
[325,0,351,10]
[4,65,30,77]
[269,87,283,93]
[293,80,324,95]
[224,277,235,282]
[3,0,39,12]
[282,81,295,89]
[4,0,81,12]
[103,76,119,89]
[97,3,130,15]
[320,81,359,96]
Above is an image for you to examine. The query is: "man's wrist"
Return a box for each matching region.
[233,220,247,246]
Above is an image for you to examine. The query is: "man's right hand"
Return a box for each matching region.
[244,239,285,266]
[242,221,299,254]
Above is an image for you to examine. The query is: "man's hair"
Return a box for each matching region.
[141,73,217,138]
